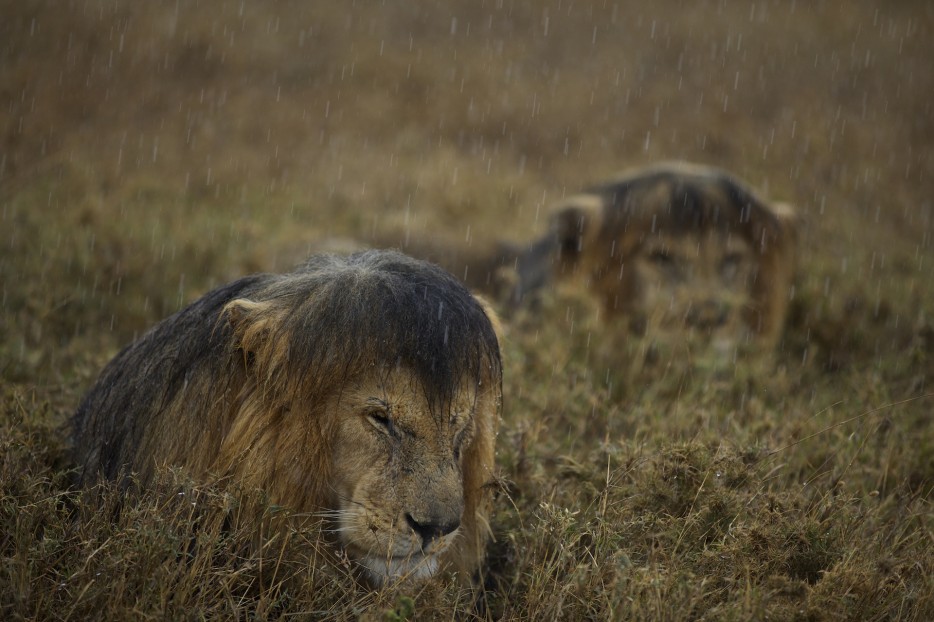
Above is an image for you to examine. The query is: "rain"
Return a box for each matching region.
[1,0,932,618]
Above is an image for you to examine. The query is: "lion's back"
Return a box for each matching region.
[71,273,270,486]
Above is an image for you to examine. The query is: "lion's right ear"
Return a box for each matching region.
[222,298,279,371]
[473,294,505,347]
[550,194,603,268]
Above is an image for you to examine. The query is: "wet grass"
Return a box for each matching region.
[2,1,933,619]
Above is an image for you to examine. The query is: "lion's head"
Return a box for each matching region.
[72,250,502,585]
[513,162,797,358]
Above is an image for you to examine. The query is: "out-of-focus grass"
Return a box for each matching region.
[2,1,932,619]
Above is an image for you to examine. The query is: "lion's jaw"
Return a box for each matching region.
[363,554,441,584]
[352,530,459,585]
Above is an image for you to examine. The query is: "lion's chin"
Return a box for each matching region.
[359,553,442,586]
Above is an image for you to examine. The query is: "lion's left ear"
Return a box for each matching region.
[222,298,279,371]
[550,193,604,269]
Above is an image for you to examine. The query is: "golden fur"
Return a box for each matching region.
[72,250,502,585]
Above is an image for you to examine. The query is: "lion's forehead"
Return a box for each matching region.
[339,366,478,434]
[639,230,753,257]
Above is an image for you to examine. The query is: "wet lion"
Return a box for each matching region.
[71,250,503,585]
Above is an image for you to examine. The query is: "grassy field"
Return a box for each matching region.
[2,1,933,619]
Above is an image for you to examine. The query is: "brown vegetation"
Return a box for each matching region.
[2,1,932,619]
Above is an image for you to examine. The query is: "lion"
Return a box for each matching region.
[509,162,798,358]
[71,250,503,586]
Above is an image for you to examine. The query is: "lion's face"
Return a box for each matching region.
[327,365,484,585]
[617,230,757,353]
[538,164,797,356]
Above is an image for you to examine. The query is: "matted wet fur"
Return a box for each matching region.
[514,162,797,356]
[71,250,503,586]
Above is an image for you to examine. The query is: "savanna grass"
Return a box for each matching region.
[2,0,932,619]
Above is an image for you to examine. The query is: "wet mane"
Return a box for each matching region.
[593,166,784,246]
[245,251,502,418]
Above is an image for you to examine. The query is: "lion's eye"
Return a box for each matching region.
[647,248,684,280]
[647,248,673,266]
[366,408,395,437]
[720,252,745,281]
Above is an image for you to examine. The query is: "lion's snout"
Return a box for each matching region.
[402,466,465,549]
[685,299,729,330]
[405,512,460,549]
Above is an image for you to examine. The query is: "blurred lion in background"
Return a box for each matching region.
[72,250,503,586]
[505,162,798,360]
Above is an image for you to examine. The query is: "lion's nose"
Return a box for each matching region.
[685,299,728,329]
[405,513,460,548]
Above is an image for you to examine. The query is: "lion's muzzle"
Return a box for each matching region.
[405,512,460,549]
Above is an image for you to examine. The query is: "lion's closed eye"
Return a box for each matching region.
[719,251,746,282]
[645,247,687,282]
[647,248,674,266]
[364,400,397,437]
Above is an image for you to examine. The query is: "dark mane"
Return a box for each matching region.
[593,165,782,243]
[72,274,270,481]
[263,250,502,417]
[72,250,502,483]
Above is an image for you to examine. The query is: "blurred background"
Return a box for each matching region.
[3,2,930,366]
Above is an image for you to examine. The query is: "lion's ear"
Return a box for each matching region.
[550,194,603,267]
[770,202,798,238]
[473,294,505,347]
[754,201,798,256]
[223,298,279,370]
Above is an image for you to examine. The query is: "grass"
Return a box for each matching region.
[2,0,933,619]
